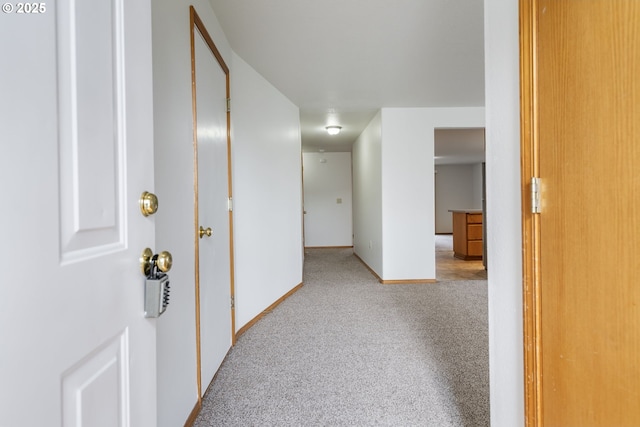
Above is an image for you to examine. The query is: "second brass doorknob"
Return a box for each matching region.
[199,226,212,238]
[140,248,173,275]
[156,251,173,273]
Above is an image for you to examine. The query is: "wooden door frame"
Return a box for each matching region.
[520,0,541,425]
[189,5,236,401]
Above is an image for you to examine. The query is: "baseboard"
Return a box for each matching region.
[183,399,202,427]
[353,253,436,284]
[380,279,437,284]
[304,245,354,249]
[236,282,304,339]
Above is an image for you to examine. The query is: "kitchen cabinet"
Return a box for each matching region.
[449,210,483,260]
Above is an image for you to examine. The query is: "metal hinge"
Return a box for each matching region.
[226,98,231,113]
[531,177,541,214]
[227,197,233,212]
[230,295,235,309]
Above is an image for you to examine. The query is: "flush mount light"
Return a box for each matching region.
[325,125,342,136]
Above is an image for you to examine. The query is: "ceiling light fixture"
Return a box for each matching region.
[325,125,342,136]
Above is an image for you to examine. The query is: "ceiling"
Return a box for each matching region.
[207,0,485,157]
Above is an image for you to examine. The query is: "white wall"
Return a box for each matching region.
[352,112,383,274]
[485,0,524,425]
[434,164,482,233]
[380,108,485,281]
[472,163,484,208]
[152,3,303,426]
[152,2,230,426]
[230,52,304,330]
[303,152,353,247]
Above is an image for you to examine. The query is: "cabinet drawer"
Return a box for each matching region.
[468,240,484,256]
[467,213,483,224]
[467,224,483,240]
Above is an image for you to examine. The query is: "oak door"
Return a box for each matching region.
[523,1,640,425]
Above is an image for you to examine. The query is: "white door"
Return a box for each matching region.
[0,1,157,426]
[192,20,234,392]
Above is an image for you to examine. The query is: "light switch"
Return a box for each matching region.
[337,198,342,204]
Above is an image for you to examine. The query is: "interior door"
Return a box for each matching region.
[191,7,235,396]
[1,1,157,426]
[522,1,640,425]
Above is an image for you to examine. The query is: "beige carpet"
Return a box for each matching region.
[195,248,489,426]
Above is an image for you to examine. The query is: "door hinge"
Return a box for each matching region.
[531,177,541,214]
[227,197,233,212]
[226,98,231,113]
[230,295,235,309]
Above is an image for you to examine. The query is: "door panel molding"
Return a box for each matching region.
[62,331,129,427]
[58,0,126,262]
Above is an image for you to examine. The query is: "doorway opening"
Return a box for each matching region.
[434,127,487,281]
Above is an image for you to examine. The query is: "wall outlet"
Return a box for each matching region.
[336,198,342,204]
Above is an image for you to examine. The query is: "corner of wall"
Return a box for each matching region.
[484,0,525,425]
[352,111,383,275]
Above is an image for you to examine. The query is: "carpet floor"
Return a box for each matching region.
[194,248,489,427]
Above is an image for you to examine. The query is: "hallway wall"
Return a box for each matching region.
[434,164,483,234]
[230,52,304,329]
[352,108,484,281]
[302,152,353,247]
[380,107,484,281]
[352,111,383,274]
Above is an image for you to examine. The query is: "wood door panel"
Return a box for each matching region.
[534,1,640,425]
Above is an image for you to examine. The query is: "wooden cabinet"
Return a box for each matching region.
[450,210,483,260]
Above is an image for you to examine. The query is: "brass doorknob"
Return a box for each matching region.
[140,248,173,275]
[156,251,173,273]
[140,248,153,275]
[199,226,212,238]
[139,191,159,216]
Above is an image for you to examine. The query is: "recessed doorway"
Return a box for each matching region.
[434,128,487,281]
